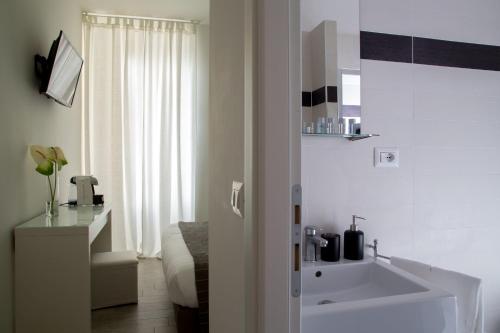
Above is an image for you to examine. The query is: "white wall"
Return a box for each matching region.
[0,0,83,331]
[302,0,500,332]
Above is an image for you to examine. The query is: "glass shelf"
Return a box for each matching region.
[302,133,380,141]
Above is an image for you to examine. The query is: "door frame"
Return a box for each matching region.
[257,0,301,331]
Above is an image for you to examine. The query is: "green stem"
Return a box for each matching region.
[47,175,53,202]
[53,164,58,203]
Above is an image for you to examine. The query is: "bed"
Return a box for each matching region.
[161,222,208,333]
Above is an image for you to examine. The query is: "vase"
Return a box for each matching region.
[46,172,60,217]
[45,199,59,217]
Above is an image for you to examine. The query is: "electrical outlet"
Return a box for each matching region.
[374,147,399,168]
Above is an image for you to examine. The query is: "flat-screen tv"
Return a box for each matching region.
[35,31,83,108]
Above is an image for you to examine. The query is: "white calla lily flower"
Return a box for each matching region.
[29,145,69,216]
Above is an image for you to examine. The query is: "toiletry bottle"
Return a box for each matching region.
[320,233,340,262]
[344,215,366,260]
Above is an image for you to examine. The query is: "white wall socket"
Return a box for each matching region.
[374,147,399,168]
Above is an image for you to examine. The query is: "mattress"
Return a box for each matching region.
[161,224,198,308]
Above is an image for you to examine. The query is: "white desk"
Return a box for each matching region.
[15,205,112,333]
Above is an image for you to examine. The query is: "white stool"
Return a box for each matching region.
[91,251,138,309]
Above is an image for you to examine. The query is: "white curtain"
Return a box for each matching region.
[82,15,198,257]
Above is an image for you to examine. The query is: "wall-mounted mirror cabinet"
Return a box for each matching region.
[301,0,378,140]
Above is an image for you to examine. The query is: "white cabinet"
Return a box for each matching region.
[15,205,112,333]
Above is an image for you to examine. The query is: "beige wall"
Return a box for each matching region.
[257,0,301,331]
[0,0,83,331]
[209,0,256,331]
[196,24,210,222]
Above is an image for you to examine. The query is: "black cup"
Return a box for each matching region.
[320,233,340,262]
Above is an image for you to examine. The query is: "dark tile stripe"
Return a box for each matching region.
[413,37,500,71]
[361,31,412,63]
[302,91,312,107]
[361,30,500,72]
[303,86,338,106]
[327,86,338,103]
[312,87,326,106]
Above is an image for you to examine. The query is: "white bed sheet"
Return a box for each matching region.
[161,223,198,308]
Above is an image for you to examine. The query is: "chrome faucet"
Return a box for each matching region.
[304,226,328,262]
[367,239,379,259]
[367,239,390,260]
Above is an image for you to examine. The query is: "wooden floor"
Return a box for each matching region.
[92,258,177,333]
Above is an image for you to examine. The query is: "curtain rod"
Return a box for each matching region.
[82,12,199,24]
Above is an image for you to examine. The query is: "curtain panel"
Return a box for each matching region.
[82,14,198,257]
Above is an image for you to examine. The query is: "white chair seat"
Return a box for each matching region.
[91,251,138,309]
[92,251,138,268]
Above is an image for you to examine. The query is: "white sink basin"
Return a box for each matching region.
[302,259,457,333]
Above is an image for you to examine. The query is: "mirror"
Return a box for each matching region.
[301,0,361,136]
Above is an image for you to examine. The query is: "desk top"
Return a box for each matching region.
[16,205,111,231]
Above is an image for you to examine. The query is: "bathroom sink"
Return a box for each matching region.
[302,259,457,333]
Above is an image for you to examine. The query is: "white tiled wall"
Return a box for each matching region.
[302,0,500,331]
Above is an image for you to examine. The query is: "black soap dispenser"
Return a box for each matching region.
[344,215,366,260]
